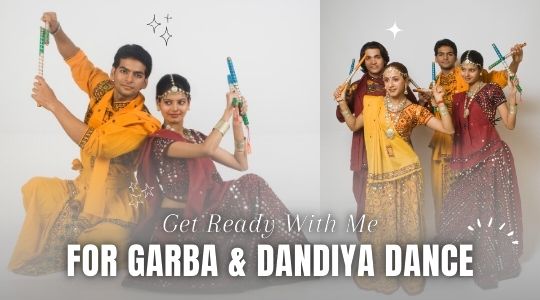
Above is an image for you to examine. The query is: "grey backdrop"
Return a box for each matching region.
[321,0,539,299]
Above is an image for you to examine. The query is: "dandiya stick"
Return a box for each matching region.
[340,53,367,87]
[36,22,50,107]
[488,42,526,70]
[492,43,523,93]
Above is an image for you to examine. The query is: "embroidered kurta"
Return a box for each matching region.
[9,50,160,275]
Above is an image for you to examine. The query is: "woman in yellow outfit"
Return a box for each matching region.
[335,62,454,294]
[9,12,160,275]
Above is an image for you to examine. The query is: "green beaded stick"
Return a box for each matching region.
[36,23,50,107]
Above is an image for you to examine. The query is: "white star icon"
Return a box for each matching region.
[141,184,154,198]
[386,21,403,40]
[128,181,138,193]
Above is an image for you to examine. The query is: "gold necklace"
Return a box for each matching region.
[463,82,485,118]
[384,95,407,139]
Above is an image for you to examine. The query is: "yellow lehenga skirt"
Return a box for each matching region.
[353,96,426,294]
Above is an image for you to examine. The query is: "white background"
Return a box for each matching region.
[0,0,320,299]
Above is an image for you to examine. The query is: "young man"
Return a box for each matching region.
[9,12,160,275]
[334,41,416,233]
[419,38,524,228]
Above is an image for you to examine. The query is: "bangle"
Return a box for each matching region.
[436,100,444,105]
[235,138,246,152]
[509,104,517,115]
[213,119,230,136]
[340,108,352,118]
[438,105,449,116]
[50,23,61,35]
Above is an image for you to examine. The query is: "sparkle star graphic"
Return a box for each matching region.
[141,184,154,198]
[147,14,162,34]
[128,193,144,208]
[386,21,403,40]
[160,26,172,46]
[128,181,137,193]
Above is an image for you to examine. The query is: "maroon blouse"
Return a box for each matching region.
[451,83,507,170]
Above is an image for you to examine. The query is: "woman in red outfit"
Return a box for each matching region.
[123,74,307,292]
[439,50,522,289]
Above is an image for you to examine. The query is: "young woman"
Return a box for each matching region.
[438,50,523,289]
[122,74,308,292]
[336,62,454,295]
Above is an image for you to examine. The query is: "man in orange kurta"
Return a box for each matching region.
[9,12,160,275]
[419,39,524,228]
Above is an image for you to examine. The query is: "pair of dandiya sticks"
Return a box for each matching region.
[36,23,252,152]
[339,42,527,96]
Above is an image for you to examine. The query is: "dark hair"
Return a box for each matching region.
[383,62,409,79]
[460,50,483,69]
[434,39,457,56]
[113,44,152,78]
[360,41,389,72]
[383,62,419,104]
[156,74,191,101]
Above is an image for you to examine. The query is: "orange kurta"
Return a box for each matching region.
[430,66,507,227]
[9,50,160,275]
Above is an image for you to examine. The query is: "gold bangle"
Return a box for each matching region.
[341,108,352,118]
[509,104,517,115]
[213,119,230,136]
[438,105,449,116]
[235,138,246,152]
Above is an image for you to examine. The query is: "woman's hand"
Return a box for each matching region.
[31,76,60,111]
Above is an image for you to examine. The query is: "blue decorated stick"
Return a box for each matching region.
[432,61,436,83]
[227,57,251,153]
[349,58,355,75]
[488,42,526,70]
[492,43,522,93]
[227,57,249,126]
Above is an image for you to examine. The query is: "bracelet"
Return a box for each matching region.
[436,100,444,105]
[235,138,246,152]
[509,104,517,115]
[213,119,230,136]
[438,105,449,116]
[50,23,61,35]
[340,108,352,118]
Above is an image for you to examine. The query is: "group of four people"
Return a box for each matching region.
[333,40,524,293]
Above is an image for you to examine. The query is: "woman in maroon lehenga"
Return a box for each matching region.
[123,74,308,292]
[439,50,523,289]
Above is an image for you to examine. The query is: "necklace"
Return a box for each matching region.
[463,82,485,118]
[165,124,195,142]
[384,95,407,139]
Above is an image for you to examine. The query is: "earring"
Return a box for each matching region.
[404,89,408,95]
